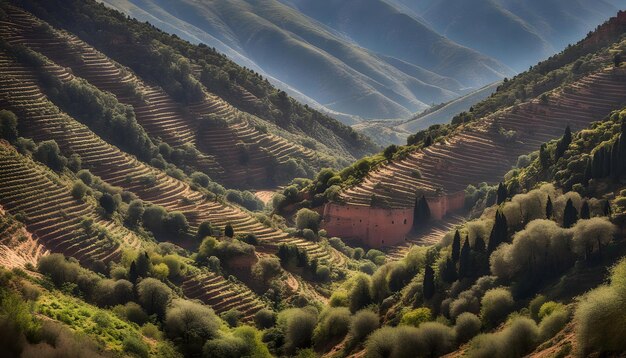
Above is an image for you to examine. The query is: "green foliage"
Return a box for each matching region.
[349,310,379,344]
[295,208,321,232]
[365,323,455,358]
[254,309,276,329]
[400,308,432,327]
[71,180,88,200]
[136,278,172,317]
[468,317,539,358]
[349,274,372,313]
[0,109,18,143]
[123,335,150,358]
[34,140,67,172]
[454,312,481,344]
[278,308,317,354]
[480,288,514,329]
[165,299,220,355]
[312,307,351,349]
[575,257,626,354]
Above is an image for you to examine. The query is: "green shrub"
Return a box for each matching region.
[349,310,379,343]
[468,317,539,358]
[254,309,276,329]
[278,308,317,354]
[295,208,320,232]
[71,181,88,200]
[123,335,149,358]
[480,288,514,329]
[455,312,481,344]
[400,308,432,327]
[136,278,172,317]
[539,308,569,341]
[34,140,67,172]
[165,299,220,355]
[221,309,242,328]
[313,307,351,349]
[0,109,18,143]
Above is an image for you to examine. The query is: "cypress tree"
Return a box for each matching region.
[539,144,550,168]
[442,257,457,283]
[452,230,461,262]
[413,195,431,228]
[583,160,592,185]
[563,199,578,228]
[496,182,507,205]
[129,261,138,283]
[135,251,151,278]
[459,238,471,278]
[546,196,553,219]
[473,235,486,252]
[224,223,234,238]
[488,210,508,252]
[580,200,590,219]
[555,125,572,159]
[423,265,435,300]
[603,200,612,217]
[424,135,433,147]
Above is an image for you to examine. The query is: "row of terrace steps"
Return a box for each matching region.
[340,67,626,209]
[180,272,266,322]
[384,214,466,261]
[0,7,224,178]
[0,144,126,265]
[3,6,317,188]
[0,52,331,262]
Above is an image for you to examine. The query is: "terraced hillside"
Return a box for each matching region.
[340,67,626,209]
[0,143,141,265]
[180,272,267,321]
[0,206,47,270]
[0,47,333,264]
[0,141,268,318]
[0,5,330,188]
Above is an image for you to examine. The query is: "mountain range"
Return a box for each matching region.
[101,0,621,124]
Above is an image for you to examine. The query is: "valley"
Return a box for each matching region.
[0,1,625,358]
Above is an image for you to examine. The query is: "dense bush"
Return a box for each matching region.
[165,299,220,355]
[400,308,432,327]
[480,288,514,329]
[254,309,276,330]
[365,323,455,358]
[295,208,321,232]
[468,317,539,358]
[0,109,18,143]
[575,257,626,355]
[312,307,351,349]
[349,310,379,343]
[349,274,373,313]
[136,278,172,317]
[253,257,282,284]
[71,181,88,200]
[454,312,481,344]
[34,140,67,172]
[278,308,317,354]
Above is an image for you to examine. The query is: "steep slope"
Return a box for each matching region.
[99,0,513,120]
[390,0,620,71]
[284,0,511,86]
[320,12,626,247]
[399,82,501,134]
[0,46,332,262]
[14,0,376,168]
[3,2,376,190]
[0,206,47,270]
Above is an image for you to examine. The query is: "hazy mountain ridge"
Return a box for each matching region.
[389,0,622,71]
[101,0,514,122]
